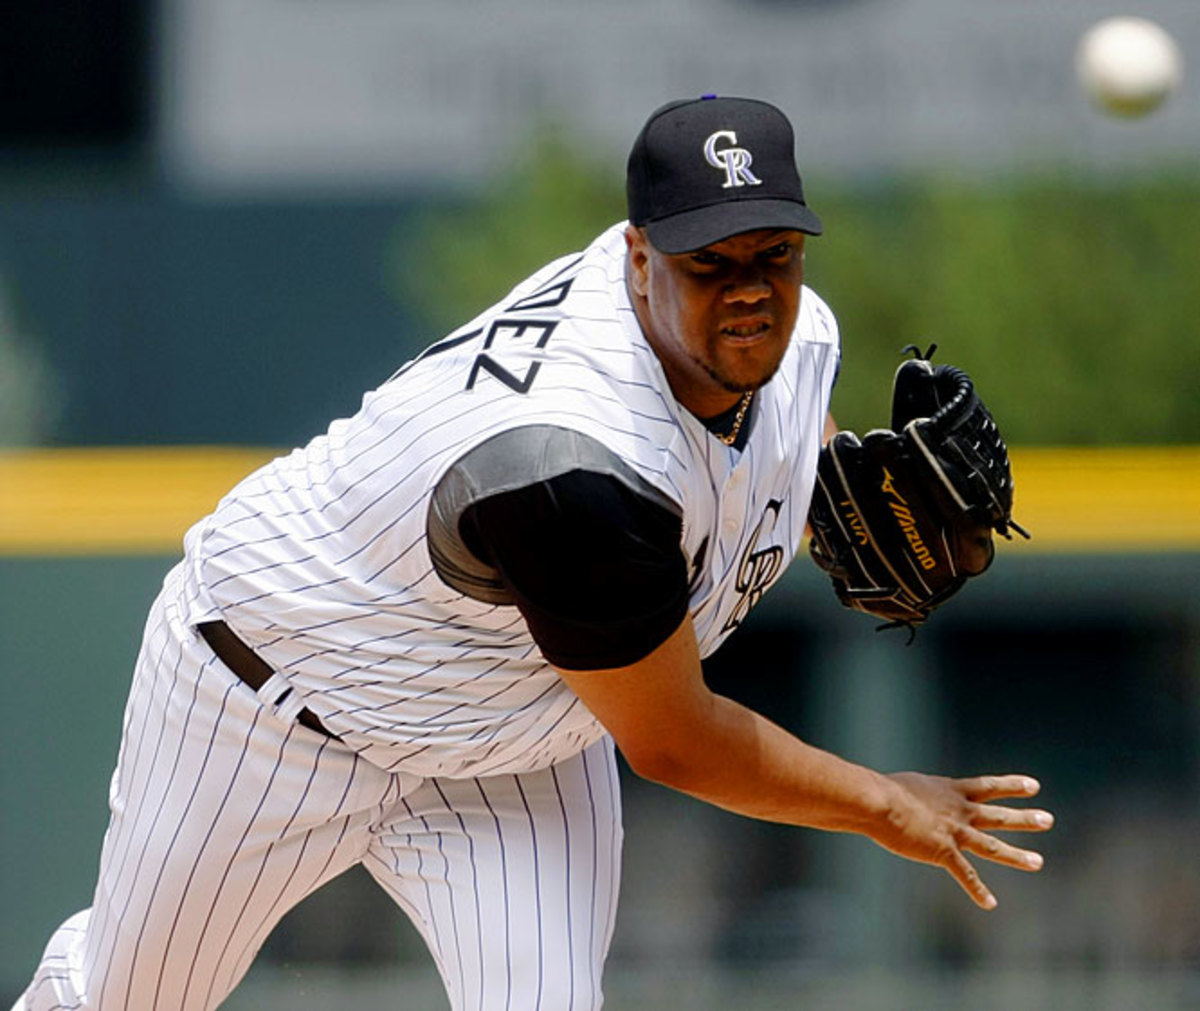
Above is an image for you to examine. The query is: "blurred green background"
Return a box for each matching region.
[395,145,1200,446]
[3,1,1200,1008]
[6,135,1200,449]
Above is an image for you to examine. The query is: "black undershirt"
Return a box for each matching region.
[460,469,689,671]
[458,399,752,670]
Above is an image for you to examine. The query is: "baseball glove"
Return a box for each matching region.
[807,345,1028,631]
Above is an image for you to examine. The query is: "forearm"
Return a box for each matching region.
[639,689,897,837]
[559,618,1051,910]
[561,618,898,840]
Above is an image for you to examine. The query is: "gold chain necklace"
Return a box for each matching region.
[717,391,755,446]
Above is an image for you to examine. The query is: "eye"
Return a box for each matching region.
[761,241,793,261]
[689,251,725,268]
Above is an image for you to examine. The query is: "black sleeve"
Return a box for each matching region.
[460,469,689,671]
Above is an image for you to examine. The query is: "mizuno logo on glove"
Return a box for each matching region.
[882,468,937,571]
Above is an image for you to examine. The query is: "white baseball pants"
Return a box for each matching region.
[13,583,623,1011]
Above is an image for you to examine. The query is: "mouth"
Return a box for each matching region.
[720,319,772,340]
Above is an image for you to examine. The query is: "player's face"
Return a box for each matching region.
[626,226,805,419]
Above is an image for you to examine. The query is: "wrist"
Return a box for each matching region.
[857,770,907,840]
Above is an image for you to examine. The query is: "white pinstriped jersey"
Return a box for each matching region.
[173,222,840,779]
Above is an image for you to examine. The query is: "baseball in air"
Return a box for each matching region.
[1076,17,1183,118]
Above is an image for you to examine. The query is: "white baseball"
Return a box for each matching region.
[1076,16,1184,118]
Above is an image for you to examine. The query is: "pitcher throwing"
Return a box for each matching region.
[15,96,1052,1011]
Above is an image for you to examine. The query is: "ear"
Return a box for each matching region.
[625,225,650,298]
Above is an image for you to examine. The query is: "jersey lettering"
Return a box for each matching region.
[507,277,575,312]
[386,328,482,382]
[393,275,576,389]
[466,318,559,393]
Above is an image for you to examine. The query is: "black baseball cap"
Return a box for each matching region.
[626,95,823,254]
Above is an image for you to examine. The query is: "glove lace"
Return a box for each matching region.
[875,619,919,644]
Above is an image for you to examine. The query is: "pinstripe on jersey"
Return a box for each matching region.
[170,222,840,780]
[16,571,623,1011]
[13,220,839,1011]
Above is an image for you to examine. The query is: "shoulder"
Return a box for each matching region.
[428,424,684,610]
[434,424,679,522]
[473,222,634,357]
[500,222,628,311]
[795,285,840,347]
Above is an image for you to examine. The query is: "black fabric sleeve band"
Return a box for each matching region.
[460,468,689,671]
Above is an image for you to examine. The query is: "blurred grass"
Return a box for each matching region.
[392,131,1200,446]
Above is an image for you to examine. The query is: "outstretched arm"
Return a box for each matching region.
[557,616,1052,911]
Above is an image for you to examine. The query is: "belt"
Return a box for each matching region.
[197,620,337,739]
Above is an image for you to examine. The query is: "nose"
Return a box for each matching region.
[724,273,771,304]
[720,279,768,303]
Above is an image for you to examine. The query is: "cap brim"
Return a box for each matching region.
[645,198,824,254]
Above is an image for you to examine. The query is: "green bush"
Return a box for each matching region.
[395,138,1200,446]
[391,126,625,333]
[807,176,1200,445]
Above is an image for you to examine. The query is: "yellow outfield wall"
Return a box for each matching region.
[0,446,1198,556]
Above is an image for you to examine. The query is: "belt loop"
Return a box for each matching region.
[198,619,337,739]
[258,672,308,724]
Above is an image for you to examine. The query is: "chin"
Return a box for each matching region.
[722,355,786,394]
[717,370,778,396]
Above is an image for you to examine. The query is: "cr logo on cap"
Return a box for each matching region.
[703,130,762,189]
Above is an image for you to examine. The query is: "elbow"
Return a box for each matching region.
[610,694,727,793]
[619,739,703,792]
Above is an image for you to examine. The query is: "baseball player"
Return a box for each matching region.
[14,95,1053,1011]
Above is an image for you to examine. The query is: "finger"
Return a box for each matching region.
[970,804,1055,833]
[944,848,997,911]
[960,827,1045,872]
[959,774,1042,802]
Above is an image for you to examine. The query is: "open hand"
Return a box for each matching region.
[876,772,1054,910]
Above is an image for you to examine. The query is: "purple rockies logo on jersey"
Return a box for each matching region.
[722,499,786,632]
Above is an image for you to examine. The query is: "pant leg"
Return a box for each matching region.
[16,585,410,1011]
[364,737,624,1011]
